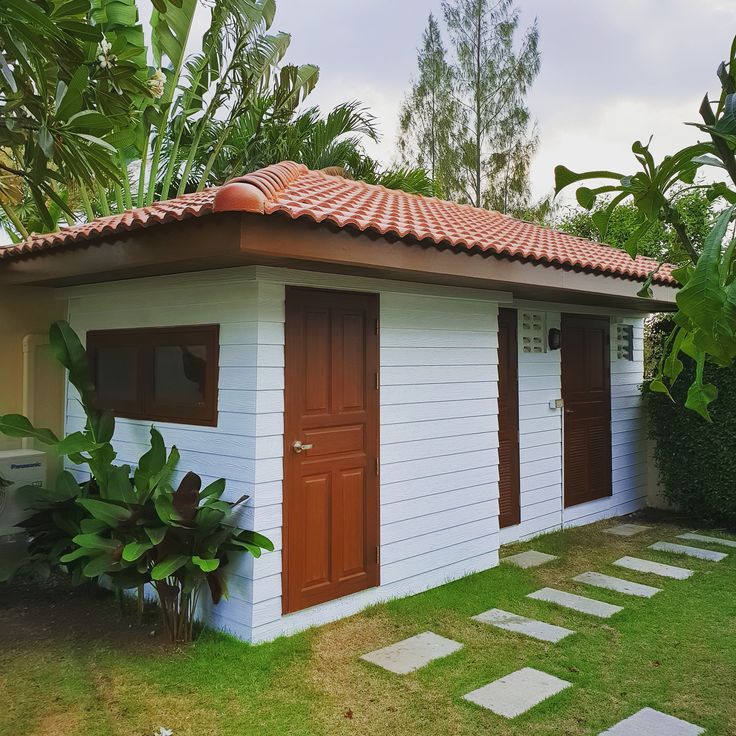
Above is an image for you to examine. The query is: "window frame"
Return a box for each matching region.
[86,324,220,427]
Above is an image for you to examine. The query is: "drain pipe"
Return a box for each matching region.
[21,334,48,449]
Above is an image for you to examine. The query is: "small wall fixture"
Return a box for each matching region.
[520,311,546,353]
[615,323,634,361]
[548,327,561,351]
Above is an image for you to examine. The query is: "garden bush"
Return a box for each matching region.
[0,321,273,642]
[645,316,736,526]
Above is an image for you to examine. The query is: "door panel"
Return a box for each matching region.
[498,308,521,528]
[561,314,612,508]
[283,287,379,613]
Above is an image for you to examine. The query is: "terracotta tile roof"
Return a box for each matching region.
[0,161,676,286]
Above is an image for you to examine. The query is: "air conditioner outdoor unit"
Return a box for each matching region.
[0,449,47,541]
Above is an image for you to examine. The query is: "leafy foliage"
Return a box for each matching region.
[397,1,545,215]
[442,0,540,213]
[556,190,716,264]
[0,0,153,237]
[0,320,272,643]
[397,13,459,198]
[1,0,434,239]
[645,316,736,524]
[555,36,736,420]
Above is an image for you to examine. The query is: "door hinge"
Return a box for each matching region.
[375,372,380,390]
[375,318,379,335]
[375,457,380,475]
[376,546,381,564]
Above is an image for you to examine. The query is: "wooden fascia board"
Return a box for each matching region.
[239,213,678,311]
[0,211,678,312]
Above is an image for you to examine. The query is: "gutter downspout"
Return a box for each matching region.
[21,334,48,449]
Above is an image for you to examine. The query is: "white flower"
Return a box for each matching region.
[153,728,173,736]
[97,38,116,69]
[146,68,166,99]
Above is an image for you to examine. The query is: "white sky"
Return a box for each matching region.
[258,0,735,203]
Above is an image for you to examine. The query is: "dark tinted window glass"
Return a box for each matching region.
[153,344,208,406]
[86,325,219,426]
[95,345,138,405]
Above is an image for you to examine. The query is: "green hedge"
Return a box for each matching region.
[644,318,736,525]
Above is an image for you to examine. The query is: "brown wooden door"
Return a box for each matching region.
[498,308,521,528]
[283,287,380,613]
[561,314,612,508]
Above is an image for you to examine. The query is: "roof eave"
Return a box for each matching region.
[0,211,677,311]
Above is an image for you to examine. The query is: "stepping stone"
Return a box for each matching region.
[360,631,462,674]
[613,556,694,580]
[528,587,623,618]
[573,571,662,598]
[463,667,571,718]
[502,550,558,568]
[599,707,704,735]
[473,608,574,643]
[604,523,651,537]
[650,541,727,562]
[679,531,736,549]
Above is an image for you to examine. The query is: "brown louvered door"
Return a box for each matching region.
[283,287,380,614]
[561,314,612,508]
[498,308,521,528]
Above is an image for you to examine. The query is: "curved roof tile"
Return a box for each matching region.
[0,161,676,286]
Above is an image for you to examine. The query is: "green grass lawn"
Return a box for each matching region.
[2,516,735,736]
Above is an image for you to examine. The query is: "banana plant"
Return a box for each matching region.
[555,35,736,420]
[0,320,272,643]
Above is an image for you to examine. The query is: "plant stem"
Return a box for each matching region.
[672,219,699,264]
[121,156,133,210]
[137,130,149,208]
[96,183,111,217]
[78,185,95,221]
[0,199,29,239]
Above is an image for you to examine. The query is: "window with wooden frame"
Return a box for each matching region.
[86,325,220,426]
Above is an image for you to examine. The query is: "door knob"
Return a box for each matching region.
[292,440,314,453]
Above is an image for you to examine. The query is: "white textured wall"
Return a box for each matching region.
[64,267,506,642]
[249,271,503,642]
[499,303,647,544]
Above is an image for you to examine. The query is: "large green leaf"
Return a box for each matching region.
[56,431,100,456]
[59,547,97,563]
[684,353,719,421]
[0,414,59,445]
[191,555,219,572]
[83,553,118,577]
[199,478,226,501]
[77,498,131,527]
[122,540,153,562]
[72,533,121,551]
[106,464,136,503]
[49,321,95,399]
[145,526,167,545]
[676,207,736,364]
[553,165,624,195]
[134,427,166,492]
[151,554,189,580]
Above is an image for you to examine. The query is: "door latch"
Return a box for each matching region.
[292,440,314,454]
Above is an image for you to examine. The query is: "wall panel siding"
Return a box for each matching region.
[65,267,504,643]
[62,265,649,641]
[500,306,647,545]
[65,270,280,641]
[249,282,502,642]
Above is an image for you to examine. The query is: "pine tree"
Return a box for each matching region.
[396,13,458,198]
[442,0,540,214]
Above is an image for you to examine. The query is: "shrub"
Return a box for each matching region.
[0,321,272,642]
[644,316,736,526]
